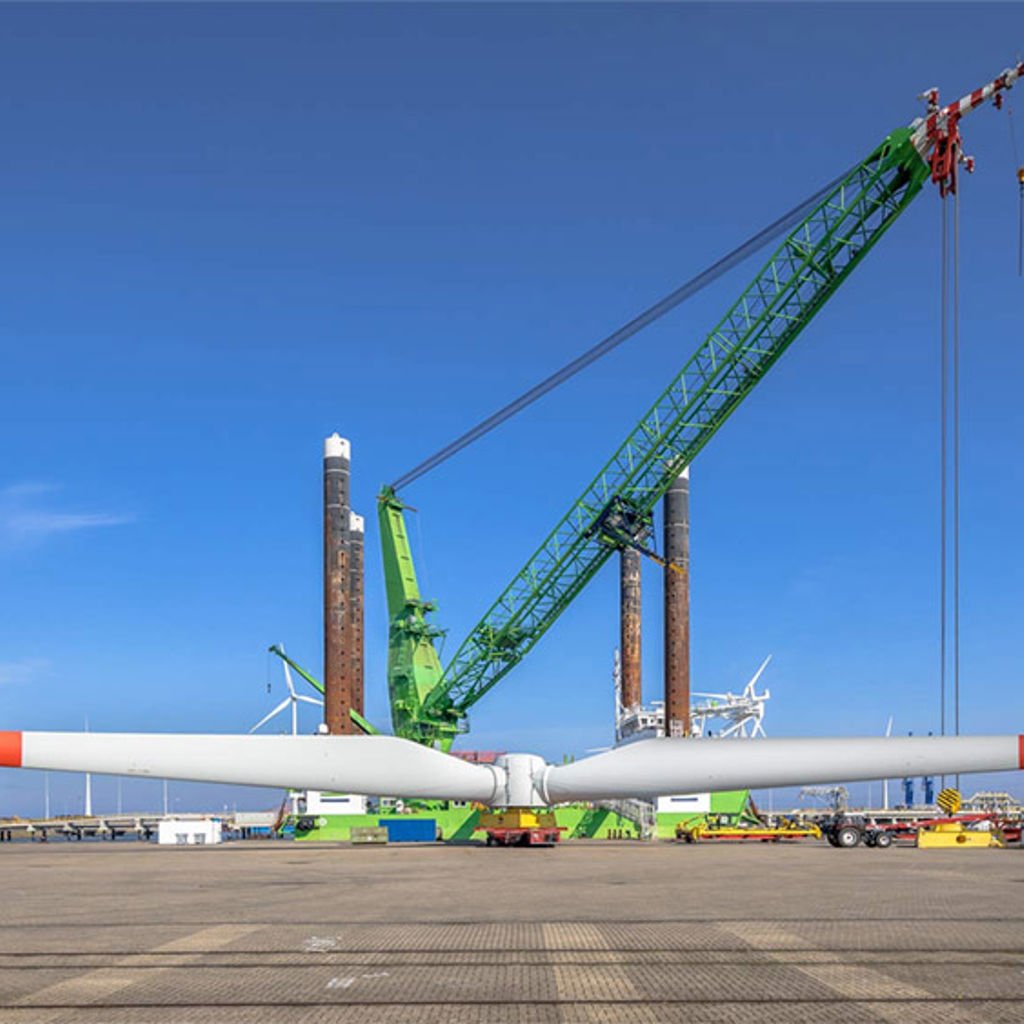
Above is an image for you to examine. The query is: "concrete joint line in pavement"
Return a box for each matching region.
[13,924,260,1019]
[719,922,988,1024]
[543,923,660,1023]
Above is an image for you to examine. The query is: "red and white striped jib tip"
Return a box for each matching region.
[0,732,22,768]
[912,61,1024,150]
[943,61,1024,119]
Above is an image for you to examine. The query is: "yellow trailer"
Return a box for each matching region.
[916,789,1005,848]
[677,816,821,843]
[916,822,1004,848]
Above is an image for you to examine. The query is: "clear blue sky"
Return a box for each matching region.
[2,5,1023,815]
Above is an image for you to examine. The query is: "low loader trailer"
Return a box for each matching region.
[476,808,565,847]
[677,815,821,844]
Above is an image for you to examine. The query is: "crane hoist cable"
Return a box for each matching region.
[1008,96,1023,275]
[389,165,852,491]
[952,180,962,791]
[940,192,948,749]
[1019,166,1024,277]
[938,167,963,786]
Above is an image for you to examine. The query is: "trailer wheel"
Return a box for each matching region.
[872,831,893,849]
[864,833,876,847]
[835,826,861,848]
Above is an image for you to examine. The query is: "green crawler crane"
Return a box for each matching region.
[378,64,1023,750]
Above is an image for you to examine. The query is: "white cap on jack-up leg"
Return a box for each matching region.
[324,434,351,460]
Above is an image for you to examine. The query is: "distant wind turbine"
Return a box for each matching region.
[249,644,323,736]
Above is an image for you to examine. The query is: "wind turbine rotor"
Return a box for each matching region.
[250,645,324,735]
[1,731,1020,807]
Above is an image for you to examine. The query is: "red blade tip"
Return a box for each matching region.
[0,732,22,768]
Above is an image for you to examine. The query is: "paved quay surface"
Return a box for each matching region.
[1,839,1022,1022]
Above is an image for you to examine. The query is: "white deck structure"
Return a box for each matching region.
[614,652,771,743]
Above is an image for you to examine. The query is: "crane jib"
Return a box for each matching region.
[421,128,930,724]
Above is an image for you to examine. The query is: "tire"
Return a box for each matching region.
[864,833,877,847]
[835,826,861,848]
[872,831,893,849]
[826,832,840,847]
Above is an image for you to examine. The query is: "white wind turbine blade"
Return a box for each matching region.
[283,661,297,700]
[746,655,772,691]
[2,732,500,803]
[294,695,323,707]
[537,735,1023,804]
[249,698,291,734]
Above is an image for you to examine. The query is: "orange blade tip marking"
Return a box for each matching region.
[0,731,22,768]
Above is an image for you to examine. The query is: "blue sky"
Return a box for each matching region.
[2,5,1023,815]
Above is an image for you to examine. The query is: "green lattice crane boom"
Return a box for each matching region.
[379,63,1023,749]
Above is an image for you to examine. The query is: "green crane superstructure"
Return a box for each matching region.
[377,63,1023,750]
[376,494,449,740]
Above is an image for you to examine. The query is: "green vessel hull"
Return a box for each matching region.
[293,806,644,842]
[653,790,751,839]
[292,790,751,842]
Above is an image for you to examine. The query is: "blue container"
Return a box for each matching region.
[379,818,437,842]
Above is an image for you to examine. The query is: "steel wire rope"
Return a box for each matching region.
[1008,95,1022,275]
[940,193,948,781]
[938,176,964,792]
[953,181,961,790]
[389,166,854,491]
